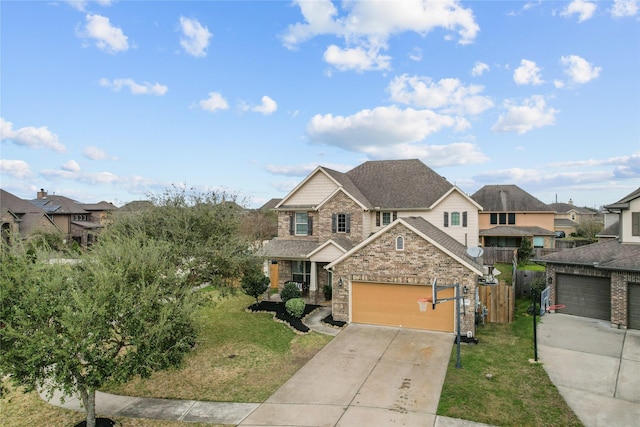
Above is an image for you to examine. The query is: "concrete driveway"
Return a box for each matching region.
[240,323,454,426]
[538,313,640,427]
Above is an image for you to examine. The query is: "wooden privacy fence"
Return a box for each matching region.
[478,282,514,324]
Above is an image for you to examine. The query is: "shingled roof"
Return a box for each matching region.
[0,189,57,236]
[548,202,596,215]
[471,185,552,212]
[536,239,640,272]
[480,225,555,237]
[345,159,453,209]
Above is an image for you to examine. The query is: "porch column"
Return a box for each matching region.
[310,261,317,292]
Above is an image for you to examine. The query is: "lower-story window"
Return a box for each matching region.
[292,260,311,285]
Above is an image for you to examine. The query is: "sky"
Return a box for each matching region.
[1,0,639,210]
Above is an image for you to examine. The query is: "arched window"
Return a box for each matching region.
[396,236,404,251]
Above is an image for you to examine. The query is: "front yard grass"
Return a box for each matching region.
[102,291,332,402]
[437,299,583,427]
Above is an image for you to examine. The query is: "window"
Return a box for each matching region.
[633,212,640,236]
[382,212,392,225]
[533,236,544,248]
[444,212,449,227]
[508,213,516,225]
[451,212,461,226]
[490,213,498,225]
[499,213,507,224]
[332,213,351,233]
[295,212,308,235]
[571,213,576,221]
[396,236,404,250]
[462,211,468,227]
[292,260,311,285]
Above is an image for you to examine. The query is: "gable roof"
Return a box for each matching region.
[327,216,483,275]
[480,225,555,237]
[276,159,457,211]
[604,187,640,210]
[30,194,88,214]
[472,185,552,212]
[548,202,596,215]
[0,189,58,236]
[344,159,453,209]
[596,221,619,238]
[535,239,640,272]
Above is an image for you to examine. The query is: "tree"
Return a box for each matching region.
[108,186,255,289]
[575,217,603,241]
[0,230,198,427]
[241,263,270,304]
[518,236,533,265]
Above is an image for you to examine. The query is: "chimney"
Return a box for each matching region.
[37,189,47,199]
[568,198,573,206]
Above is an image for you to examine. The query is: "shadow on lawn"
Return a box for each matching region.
[247,301,345,334]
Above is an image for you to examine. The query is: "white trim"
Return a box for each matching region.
[275,167,341,209]
[432,186,484,211]
[315,186,369,211]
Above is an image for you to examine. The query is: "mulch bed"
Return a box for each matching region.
[247,301,346,334]
[74,418,118,427]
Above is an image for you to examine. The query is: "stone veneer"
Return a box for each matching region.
[330,223,478,335]
[545,264,640,328]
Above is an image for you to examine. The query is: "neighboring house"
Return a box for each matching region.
[549,200,600,236]
[0,189,60,243]
[596,221,619,241]
[536,187,640,330]
[471,185,556,249]
[29,189,116,247]
[258,159,484,334]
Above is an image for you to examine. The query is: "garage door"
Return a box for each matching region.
[556,274,610,320]
[629,283,640,330]
[352,282,454,332]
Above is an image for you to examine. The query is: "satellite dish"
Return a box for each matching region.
[466,247,484,258]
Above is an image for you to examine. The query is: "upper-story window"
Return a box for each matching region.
[490,213,515,225]
[444,211,467,227]
[73,214,88,221]
[632,212,639,236]
[332,213,351,233]
[295,212,308,235]
[376,211,397,226]
[382,212,392,225]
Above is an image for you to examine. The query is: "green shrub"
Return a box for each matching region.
[241,265,270,304]
[280,282,301,303]
[285,298,305,318]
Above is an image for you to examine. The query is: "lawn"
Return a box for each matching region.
[2,291,332,426]
[437,299,583,427]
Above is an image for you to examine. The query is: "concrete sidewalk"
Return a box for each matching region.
[538,313,640,427]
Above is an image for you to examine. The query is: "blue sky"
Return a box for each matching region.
[1,0,639,209]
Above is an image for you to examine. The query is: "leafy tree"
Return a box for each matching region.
[0,230,198,427]
[280,282,301,303]
[240,209,278,243]
[575,217,603,241]
[518,236,533,265]
[108,186,255,289]
[241,263,270,304]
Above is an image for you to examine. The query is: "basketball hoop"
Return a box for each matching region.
[417,297,433,312]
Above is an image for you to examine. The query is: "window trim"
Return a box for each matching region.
[396,236,404,251]
[451,212,461,227]
[295,212,308,236]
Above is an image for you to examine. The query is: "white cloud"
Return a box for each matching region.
[80,14,129,54]
[408,47,423,62]
[323,44,392,72]
[307,105,467,150]
[361,141,489,166]
[513,59,544,85]
[0,118,66,153]
[61,160,81,173]
[66,1,114,12]
[179,16,212,57]
[0,159,33,179]
[388,74,494,115]
[612,0,639,17]
[198,92,229,112]
[265,162,351,176]
[99,78,168,95]
[491,95,558,134]
[560,55,601,84]
[252,96,278,115]
[550,152,640,179]
[471,61,489,77]
[83,146,117,160]
[561,0,597,22]
[282,0,479,71]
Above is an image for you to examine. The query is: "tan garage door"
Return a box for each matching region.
[352,282,454,332]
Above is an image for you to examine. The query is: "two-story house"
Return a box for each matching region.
[29,189,116,247]
[471,184,556,250]
[549,199,600,237]
[1,189,60,243]
[536,187,640,330]
[259,159,484,334]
